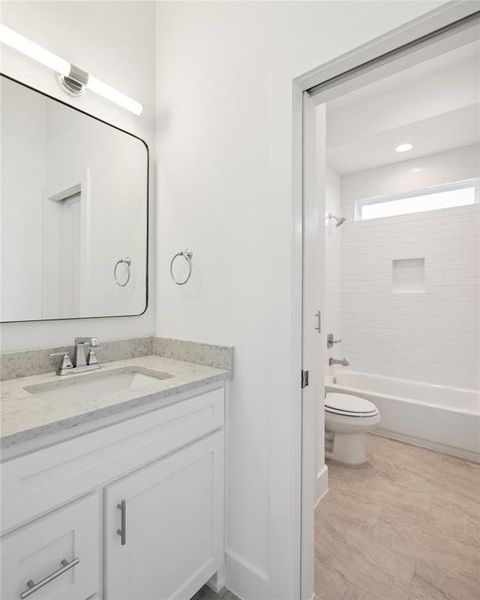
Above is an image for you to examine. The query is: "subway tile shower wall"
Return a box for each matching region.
[337,144,479,390]
[325,164,343,368]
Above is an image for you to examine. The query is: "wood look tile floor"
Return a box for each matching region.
[315,434,480,600]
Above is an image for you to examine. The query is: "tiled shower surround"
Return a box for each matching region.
[325,165,343,369]
[327,144,479,390]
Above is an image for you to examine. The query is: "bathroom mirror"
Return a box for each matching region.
[0,75,148,322]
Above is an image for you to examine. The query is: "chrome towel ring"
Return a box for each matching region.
[170,248,193,285]
[114,257,131,287]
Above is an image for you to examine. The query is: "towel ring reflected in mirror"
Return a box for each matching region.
[114,257,132,287]
[170,248,193,285]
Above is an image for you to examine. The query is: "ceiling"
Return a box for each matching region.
[326,41,480,175]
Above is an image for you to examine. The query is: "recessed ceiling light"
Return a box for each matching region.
[410,167,423,174]
[396,143,413,153]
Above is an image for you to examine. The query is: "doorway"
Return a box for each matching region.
[295,5,480,599]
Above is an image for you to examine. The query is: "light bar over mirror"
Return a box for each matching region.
[0,24,143,115]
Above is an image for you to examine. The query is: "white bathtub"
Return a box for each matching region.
[325,370,480,462]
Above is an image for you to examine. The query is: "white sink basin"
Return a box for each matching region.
[24,367,173,403]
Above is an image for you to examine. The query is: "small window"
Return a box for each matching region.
[356,180,478,221]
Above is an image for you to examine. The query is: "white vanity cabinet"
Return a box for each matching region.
[1,383,226,600]
[1,494,100,600]
[105,433,224,600]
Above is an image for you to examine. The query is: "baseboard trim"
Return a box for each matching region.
[206,566,226,593]
[374,429,480,463]
[225,548,269,599]
[315,464,329,506]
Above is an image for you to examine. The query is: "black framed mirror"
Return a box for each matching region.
[1,74,149,322]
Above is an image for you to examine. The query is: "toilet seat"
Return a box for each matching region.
[325,393,378,418]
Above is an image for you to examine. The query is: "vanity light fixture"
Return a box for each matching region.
[0,24,143,115]
[395,143,413,153]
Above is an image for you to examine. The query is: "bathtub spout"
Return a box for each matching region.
[329,357,349,366]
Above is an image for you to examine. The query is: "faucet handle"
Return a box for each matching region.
[327,333,342,348]
[50,351,74,374]
[87,347,104,366]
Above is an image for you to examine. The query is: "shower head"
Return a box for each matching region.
[328,213,346,227]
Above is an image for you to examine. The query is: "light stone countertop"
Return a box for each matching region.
[0,355,228,452]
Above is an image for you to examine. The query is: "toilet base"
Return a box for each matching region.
[325,431,367,465]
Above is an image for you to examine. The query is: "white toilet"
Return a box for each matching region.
[324,392,380,465]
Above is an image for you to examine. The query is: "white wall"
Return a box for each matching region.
[154,3,444,598]
[0,1,155,350]
[340,145,480,390]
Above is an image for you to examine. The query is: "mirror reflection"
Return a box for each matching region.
[1,75,148,322]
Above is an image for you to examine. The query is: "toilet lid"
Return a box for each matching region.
[325,393,378,417]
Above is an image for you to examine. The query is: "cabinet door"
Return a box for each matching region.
[1,493,100,600]
[105,432,224,600]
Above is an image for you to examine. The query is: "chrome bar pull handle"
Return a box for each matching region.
[117,499,127,546]
[20,557,79,598]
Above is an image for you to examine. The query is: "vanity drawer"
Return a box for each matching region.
[1,385,224,532]
[1,493,99,600]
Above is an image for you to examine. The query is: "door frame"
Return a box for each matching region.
[291,3,480,598]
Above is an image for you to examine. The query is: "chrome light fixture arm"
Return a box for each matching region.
[56,64,89,96]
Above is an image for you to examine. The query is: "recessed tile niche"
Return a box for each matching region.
[392,258,425,293]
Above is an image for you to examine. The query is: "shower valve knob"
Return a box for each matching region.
[327,334,342,348]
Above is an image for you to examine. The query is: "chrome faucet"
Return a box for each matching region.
[74,337,101,368]
[51,337,102,376]
[329,357,349,367]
